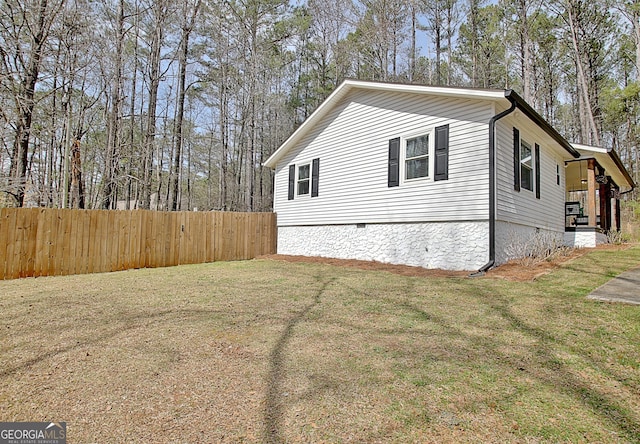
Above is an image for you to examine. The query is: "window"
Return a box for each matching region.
[405,134,430,180]
[388,125,449,187]
[520,140,533,191]
[288,158,319,200]
[513,127,540,198]
[297,164,310,195]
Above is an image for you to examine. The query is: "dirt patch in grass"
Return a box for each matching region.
[259,254,470,278]
[261,243,634,282]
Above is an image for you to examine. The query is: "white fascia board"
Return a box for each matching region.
[263,79,506,169]
[572,143,609,155]
[343,79,506,100]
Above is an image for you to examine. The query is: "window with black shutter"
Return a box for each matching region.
[388,138,400,187]
[311,158,319,197]
[513,127,521,192]
[513,127,541,195]
[434,124,449,181]
[288,165,295,200]
[390,126,450,186]
[535,144,541,199]
[288,159,320,199]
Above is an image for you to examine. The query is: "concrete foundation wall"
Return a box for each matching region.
[277,221,489,271]
[564,229,608,248]
[495,222,565,265]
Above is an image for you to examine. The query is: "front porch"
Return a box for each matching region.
[564,145,634,247]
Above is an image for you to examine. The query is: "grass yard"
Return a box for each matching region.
[1,247,640,443]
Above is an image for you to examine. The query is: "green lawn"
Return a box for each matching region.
[1,247,640,443]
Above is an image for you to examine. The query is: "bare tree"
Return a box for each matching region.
[101,0,127,208]
[1,0,66,206]
[168,0,201,211]
[140,0,173,209]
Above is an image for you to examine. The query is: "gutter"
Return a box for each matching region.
[621,187,636,195]
[472,90,582,277]
[506,91,581,159]
[471,95,518,277]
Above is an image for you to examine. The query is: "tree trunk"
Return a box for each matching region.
[519,0,533,103]
[567,3,600,145]
[69,138,85,209]
[141,2,167,210]
[9,0,59,207]
[102,0,125,209]
[446,0,454,85]
[170,0,201,211]
[434,2,442,85]
[410,2,416,82]
[470,0,479,87]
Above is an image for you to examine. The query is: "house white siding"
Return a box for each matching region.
[495,117,567,231]
[273,89,495,226]
[493,116,569,265]
[277,221,489,271]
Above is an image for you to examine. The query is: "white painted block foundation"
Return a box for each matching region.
[564,229,608,248]
[277,221,489,271]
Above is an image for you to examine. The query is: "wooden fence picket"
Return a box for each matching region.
[0,209,276,280]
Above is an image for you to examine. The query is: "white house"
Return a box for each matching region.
[263,80,634,271]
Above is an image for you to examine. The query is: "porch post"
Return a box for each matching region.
[587,159,597,226]
[599,180,610,231]
[615,192,621,232]
[605,178,612,231]
[611,196,618,231]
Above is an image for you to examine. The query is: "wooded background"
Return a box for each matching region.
[1,0,639,211]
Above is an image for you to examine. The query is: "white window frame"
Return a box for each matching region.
[296,162,311,197]
[401,129,434,183]
[520,139,534,192]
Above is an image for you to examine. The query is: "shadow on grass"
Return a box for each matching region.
[263,275,335,444]
[485,297,640,441]
[0,307,226,378]
[335,278,640,441]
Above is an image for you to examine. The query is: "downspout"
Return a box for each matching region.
[471,93,517,277]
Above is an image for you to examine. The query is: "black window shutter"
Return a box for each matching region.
[513,127,521,192]
[535,144,541,199]
[434,124,449,181]
[388,138,400,187]
[311,158,320,197]
[288,164,295,200]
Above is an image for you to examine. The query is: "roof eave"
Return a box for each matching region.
[572,143,635,189]
[263,80,508,168]
[264,82,584,169]
[505,90,581,159]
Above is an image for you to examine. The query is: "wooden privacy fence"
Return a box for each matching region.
[0,208,277,280]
